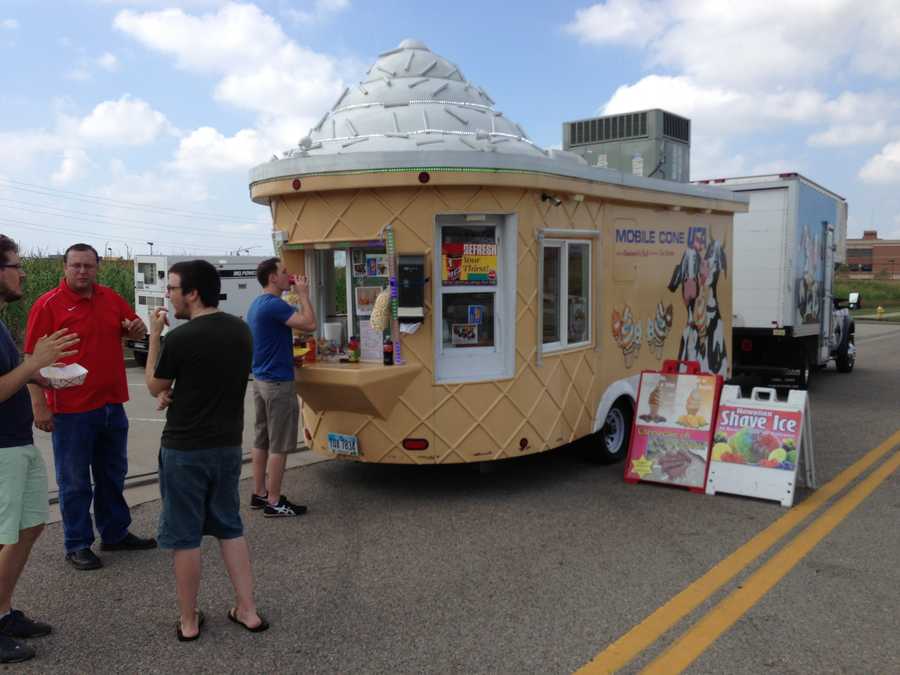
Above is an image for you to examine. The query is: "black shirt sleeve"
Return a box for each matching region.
[154,329,180,381]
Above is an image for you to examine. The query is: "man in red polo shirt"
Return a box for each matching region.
[25,244,157,571]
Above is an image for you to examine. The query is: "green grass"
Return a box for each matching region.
[0,257,134,346]
[834,278,900,306]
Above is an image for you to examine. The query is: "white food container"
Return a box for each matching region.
[39,363,88,389]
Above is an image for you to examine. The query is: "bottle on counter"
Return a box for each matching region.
[383,338,394,366]
[348,336,360,363]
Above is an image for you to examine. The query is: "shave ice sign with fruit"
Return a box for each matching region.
[625,371,721,490]
[712,407,801,471]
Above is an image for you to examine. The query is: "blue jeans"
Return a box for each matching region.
[52,404,131,553]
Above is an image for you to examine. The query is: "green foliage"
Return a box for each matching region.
[834,278,900,306]
[334,263,347,315]
[0,257,134,346]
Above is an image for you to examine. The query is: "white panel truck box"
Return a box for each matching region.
[128,255,268,366]
[695,173,854,388]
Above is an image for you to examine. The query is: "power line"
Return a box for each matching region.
[0,177,268,224]
[0,215,269,252]
[0,197,265,240]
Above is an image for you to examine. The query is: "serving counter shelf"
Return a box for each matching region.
[294,361,422,419]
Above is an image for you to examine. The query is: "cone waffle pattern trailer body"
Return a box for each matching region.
[248,39,747,464]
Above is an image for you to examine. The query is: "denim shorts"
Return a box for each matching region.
[158,446,244,550]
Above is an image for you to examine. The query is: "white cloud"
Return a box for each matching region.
[808,122,891,148]
[66,67,92,82]
[1,18,19,30]
[171,126,270,172]
[113,3,345,119]
[97,52,119,71]
[77,95,174,145]
[0,130,66,172]
[568,1,900,89]
[51,148,91,185]
[603,75,827,136]
[859,141,900,184]
[564,0,668,48]
[285,0,351,24]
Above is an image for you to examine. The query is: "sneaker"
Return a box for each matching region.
[263,496,308,518]
[0,610,52,639]
[250,492,269,510]
[0,635,35,663]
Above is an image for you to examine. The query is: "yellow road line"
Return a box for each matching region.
[642,448,900,674]
[576,429,900,674]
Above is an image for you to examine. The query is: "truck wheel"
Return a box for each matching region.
[133,350,148,368]
[589,398,633,464]
[836,338,855,373]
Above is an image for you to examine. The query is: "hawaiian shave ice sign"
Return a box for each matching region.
[705,386,810,507]
[712,406,801,471]
[441,242,497,285]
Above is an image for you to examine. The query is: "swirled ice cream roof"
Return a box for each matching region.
[249,39,747,207]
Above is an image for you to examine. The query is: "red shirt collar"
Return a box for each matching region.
[57,278,104,302]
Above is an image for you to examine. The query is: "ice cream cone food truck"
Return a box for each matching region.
[248,39,748,465]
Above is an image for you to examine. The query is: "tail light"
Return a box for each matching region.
[741,339,753,352]
[402,438,429,451]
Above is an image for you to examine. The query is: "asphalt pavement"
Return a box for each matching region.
[10,325,900,674]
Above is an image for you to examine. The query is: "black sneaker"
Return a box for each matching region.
[250,492,269,510]
[0,635,35,663]
[0,610,52,639]
[263,496,308,518]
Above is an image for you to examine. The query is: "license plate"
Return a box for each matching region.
[327,433,359,456]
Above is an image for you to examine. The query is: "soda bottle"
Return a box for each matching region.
[383,338,393,366]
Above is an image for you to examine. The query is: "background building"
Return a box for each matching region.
[846,230,900,278]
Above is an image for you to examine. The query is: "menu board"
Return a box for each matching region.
[360,321,383,362]
[624,371,721,490]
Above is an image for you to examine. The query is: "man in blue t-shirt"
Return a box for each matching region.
[0,235,79,663]
[246,258,316,517]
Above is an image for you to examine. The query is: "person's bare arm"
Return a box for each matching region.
[284,275,317,332]
[145,308,173,396]
[2,330,78,402]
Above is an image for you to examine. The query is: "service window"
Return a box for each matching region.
[308,245,387,359]
[434,214,516,383]
[542,239,591,351]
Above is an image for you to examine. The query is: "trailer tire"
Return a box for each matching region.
[589,398,633,464]
[133,350,148,368]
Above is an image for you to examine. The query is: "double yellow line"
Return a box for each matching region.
[577,429,900,674]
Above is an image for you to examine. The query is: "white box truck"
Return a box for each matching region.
[128,254,268,366]
[694,173,855,388]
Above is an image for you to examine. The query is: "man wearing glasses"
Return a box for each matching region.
[24,243,156,571]
[0,234,78,662]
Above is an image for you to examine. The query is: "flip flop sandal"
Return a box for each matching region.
[176,610,205,642]
[227,608,269,633]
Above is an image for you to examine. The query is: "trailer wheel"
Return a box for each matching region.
[836,336,855,373]
[590,398,633,464]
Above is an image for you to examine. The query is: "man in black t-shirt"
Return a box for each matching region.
[144,259,268,641]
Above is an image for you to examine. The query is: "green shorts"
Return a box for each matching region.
[0,444,49,544]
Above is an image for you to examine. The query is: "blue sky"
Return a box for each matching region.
[2,0,899,256]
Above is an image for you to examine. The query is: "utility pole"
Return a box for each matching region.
[147,241,154,255]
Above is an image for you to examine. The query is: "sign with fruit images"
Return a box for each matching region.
[711,407,801,471]
[625,371,722,490]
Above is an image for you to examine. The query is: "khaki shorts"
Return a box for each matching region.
[0,444,49,544]
[252,379,300,455]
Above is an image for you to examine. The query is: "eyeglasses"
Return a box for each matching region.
[165,285,182,292]
[0,264,23,270]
